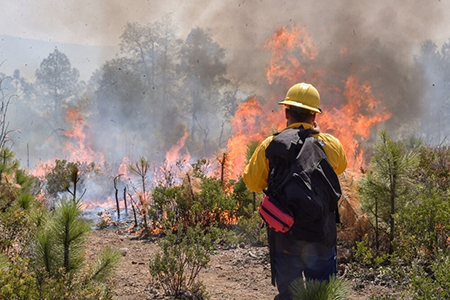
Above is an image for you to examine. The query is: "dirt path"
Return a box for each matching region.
[86,229,394,300]
[87,229,277,299]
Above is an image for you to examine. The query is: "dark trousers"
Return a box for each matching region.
[273,246,337,300]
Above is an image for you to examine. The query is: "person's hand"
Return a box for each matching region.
[313,121,320,131]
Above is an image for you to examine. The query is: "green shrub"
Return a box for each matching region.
[149,225,213,298]
[353,238,374,266]
[150,171,238,230]
[235,211,267,246]
[416,146,450,190]
[396,187,450,260]
[232,177,257,218]
[0,151,120,300]
[290,276,350,300]
[409,252,450,300]
[0,256,38,299]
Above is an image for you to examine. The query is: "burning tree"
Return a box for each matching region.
[129,157,150,228]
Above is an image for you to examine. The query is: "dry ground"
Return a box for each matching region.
[86,229,396,300]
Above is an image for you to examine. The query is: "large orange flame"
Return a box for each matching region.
[226,96,284,178]
[265,26,318,85]
[320,76,391,169]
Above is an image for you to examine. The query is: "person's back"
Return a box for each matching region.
[243,83,347,300]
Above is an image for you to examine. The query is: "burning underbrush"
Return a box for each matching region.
[23,24,385,244]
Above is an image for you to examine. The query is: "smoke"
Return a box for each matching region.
[1,0,449,206]
[180,0,445,135]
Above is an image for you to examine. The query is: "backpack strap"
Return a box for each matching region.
[265,126,314,196]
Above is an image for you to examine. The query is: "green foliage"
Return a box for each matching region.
[396,187,450,260]
[88,247,122,282]
[207,226,240,247]
[36,199,91,275]
[0,256,38,299]
[1,200,120,299]
[150,166,240,230]
[359,130,419,253]
[196,176,236,226]
[409,252,450,299]
[290,276,350,300]
[0,147,19,173]
[149,225,212,298]
[0,257,116,300]
[34,49,81,120]
[416,145,450,190]
[45,159,82,200]
[235,211,267,246]
[356,132,450,296]
[232,176,256,218]
[150,184,185,229]
[0,148,40,255]
[353,237,391,268]
[0,150,120,299]
[129,157,149,193]
[353,238,374,266]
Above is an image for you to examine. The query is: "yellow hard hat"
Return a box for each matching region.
[278,83,322,114]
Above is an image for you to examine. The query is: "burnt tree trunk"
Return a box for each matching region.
[128,193,138,228]
[123,187,128,217]
[220,153,226,188]
[113,175,121,221]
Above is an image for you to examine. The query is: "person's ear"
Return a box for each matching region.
[285,108,289,120]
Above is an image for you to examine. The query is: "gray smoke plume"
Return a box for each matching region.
[1,0,449,207]
[181,0,446,135]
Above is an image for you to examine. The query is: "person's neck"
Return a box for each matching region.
[287,120,312,126]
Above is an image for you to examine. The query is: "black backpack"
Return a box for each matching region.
[264,126,342,248]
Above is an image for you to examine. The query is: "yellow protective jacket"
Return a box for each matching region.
[243,122,347,193]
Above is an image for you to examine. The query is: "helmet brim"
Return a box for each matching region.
[278,100,322,114]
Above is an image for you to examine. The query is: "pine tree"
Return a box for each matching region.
[359,130,418,253]
[36,200,90,275]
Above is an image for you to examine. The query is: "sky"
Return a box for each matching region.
[1,0,450,81]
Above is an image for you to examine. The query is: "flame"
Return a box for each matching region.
[226,25,391,177]
[219,210,238,225]
[117,156,131,179]
[30,160,54,178]
[80,197,115,210]
[28,24,391,226]
[265,26,318,85]
[165,128,191,166]
[154,128,192,186]
[320,76,391,169]
[226,97,284,178]
[64,109,105,165]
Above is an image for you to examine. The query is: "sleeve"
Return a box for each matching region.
[243,137,272,193]
[319,133,348,175]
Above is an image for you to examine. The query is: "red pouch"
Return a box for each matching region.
[259,195,294,233]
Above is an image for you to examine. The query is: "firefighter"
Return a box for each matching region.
[243,83,347,300]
